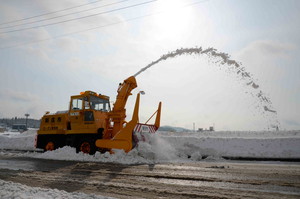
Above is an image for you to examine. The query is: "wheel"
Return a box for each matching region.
[80,141,91,154]
[77,140,96,155]
[44,141,55,151]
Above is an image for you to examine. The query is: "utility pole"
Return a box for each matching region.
[25,113,30,129]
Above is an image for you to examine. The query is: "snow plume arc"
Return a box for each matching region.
[133,47,279,129]
[134,47,240,77]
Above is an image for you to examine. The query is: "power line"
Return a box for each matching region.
[0,0,132,30]
[0,18,139,50]
[0,0,103,26]
[0,0,209,50]
[0,0,156,34]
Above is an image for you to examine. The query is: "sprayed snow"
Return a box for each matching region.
[133,47,241,77]
[133,47,279,129]
[0,129,299,164]
[0,179,114,199]
[264,106,277,113]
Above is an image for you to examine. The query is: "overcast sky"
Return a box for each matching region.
[0,0,299,131]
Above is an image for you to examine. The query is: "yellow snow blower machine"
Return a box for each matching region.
[36,76,161,154]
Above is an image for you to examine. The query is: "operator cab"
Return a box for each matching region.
[70,91,111,112]
[69,91,111,125]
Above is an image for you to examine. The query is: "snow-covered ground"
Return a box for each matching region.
[0,129,299,199]
[0,129,299,164]
[0,179,115,199]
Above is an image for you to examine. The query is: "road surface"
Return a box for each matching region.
[0,154,299,198]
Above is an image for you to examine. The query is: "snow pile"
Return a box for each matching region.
[0,129,37,151]
[23,146,152,164]
[1,129,300,164]
[9,139,178,164]
[136,131,300,160]
[160,134,300,159]
[0,179,114,199]
[159,130,300,138]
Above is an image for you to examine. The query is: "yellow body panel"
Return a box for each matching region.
[38,113,68,135]
[67,111,107,134]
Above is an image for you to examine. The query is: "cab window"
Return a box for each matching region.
[72,98,83,110]
[84,96,90,110]
[90,96,111,112]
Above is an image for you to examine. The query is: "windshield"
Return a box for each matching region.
[89,96,110,112]
[71,98,83,110]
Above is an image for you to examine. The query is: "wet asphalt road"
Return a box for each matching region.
[0,154,300,199]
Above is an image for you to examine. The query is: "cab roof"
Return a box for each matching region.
[71,90,109,100]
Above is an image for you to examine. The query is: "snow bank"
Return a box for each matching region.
[158,130,300,138]
[0,129,299,164]
[0,129,37,151]
[0,179,114,199]
[161,135,300,159]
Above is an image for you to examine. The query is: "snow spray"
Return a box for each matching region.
[133,47,279,129]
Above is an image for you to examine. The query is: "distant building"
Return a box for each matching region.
[12,124,27,132]
[0,118,40,129]
[197,126,214,132]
